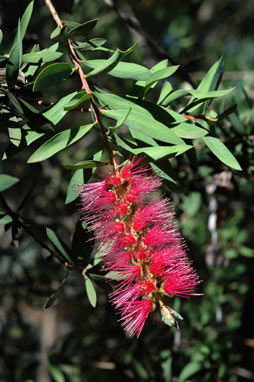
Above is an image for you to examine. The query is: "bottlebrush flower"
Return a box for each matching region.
[80,157,202,338]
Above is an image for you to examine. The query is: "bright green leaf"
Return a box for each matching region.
[27,123,94,163]
[103,109,183,145]
[46,227,74,266]
[84,275,97,308]
[43,91,77,125]
[178,362,202,382]
[65,169,84,205]
[49,364,65,382]
[144,66,179,95]
[20,1,34,40]
[150,162,176,184]
[22,50,63,63]
[87,44,137,77]
[157,80,173,105]
[64,160,103,170]
[132,145,192,160]
[202,136,242,170]
[0,174,20,192]
[172,122,208,139]
[33,62,72,91]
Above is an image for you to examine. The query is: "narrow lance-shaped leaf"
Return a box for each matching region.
[84,275,97,308]
[6,20,22,88]
[87,43,137,77]
[27,123,95,163]
[202,136,242,170]
[44,271,69,309]
[65,169,84,205]
[68,19,98,38]
[20,1,34,40]
[0,174,20,192]
[46,227,74,266]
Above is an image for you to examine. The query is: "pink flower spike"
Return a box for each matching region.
[120,300,153,338]
[80,156,202,337]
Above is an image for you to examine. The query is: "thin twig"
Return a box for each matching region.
[45,0,117,173]
[103,0,196,88]
[0,195,71,268]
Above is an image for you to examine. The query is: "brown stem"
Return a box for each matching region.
[45,0,117,173]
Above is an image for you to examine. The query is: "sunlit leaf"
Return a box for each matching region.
[84,275,97,308]
[202,136,242,170]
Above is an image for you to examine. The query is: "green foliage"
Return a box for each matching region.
[0,1,253,382]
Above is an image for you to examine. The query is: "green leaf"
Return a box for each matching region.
[64,160,103,170]
[161,89,188,106]
[49,364,65,382]
[187,56,225,115]
[65,169,84,205]
[22,50,63,63]
[150,162,176,184]
[132,145,192,160]
[103,109,183,145]
[188,88,234,100]
[64,91,93,110]
[0,29,3,45]
[144,66,179,95]
[157,80,173,105]
[50,26,61,39]
[27,123,94,163]
[20,1,34,40]
[46,227,74,266]
[0,214,13,225]
[202,136,242,170]
[33,62,72,91]
[44,272,69,309]
[198,56,224,93]
[87,43,137,77]
[68,19,98,38]
[86,60,150,81]
[110,107,132,132]
[172,122,208,139]
[43,91,77,125]
[6,20,22,88]
[84,275,97,308]
[178,362,202,382]
[0,174,20,192]
[75,38,107,50]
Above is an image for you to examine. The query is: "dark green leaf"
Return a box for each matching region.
[65,169,84,204]
[44,272,69,309]
[74,38,107,50]
[46,227,74,266]
[0,174,20,192]
[202,136,242,170]
[84,275,97,308]
[20,1,34,40]
[0,214,13,225]
[27,123,94,163]
[178,362,202,382]
[64,91,93,110]
[6,20,22,88]
[64,160,103,170]
[68,19,98,38]
[87,43,137,77]
[33,62,72,91]
[0,29,3,45]
[150,162,176,184]
[172,122,208,139]
[218,104,237,121]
